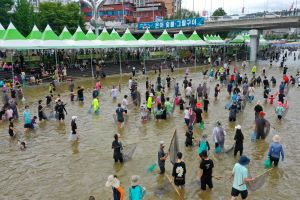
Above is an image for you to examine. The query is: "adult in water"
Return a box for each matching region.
[268,135,284,167]
[38,100,47,122]
[55,99,67,123]
[23,105,31,131]
[77,86,85,102]
[254,111,268,140]
[128,175,146,200]
[105,175,124,200]
[230,156,254,200]
[172,152,186,188]
[254,101,263,119]
[115,103,125,128]
[212,121,226,152]
[69,116,79,141]
[112,134,123,163]
[158,141,168,174]
[91,97,99,114]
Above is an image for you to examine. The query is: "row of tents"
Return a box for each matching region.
[0,22,270,50]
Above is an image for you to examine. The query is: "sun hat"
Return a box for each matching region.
[71,116,78,120]
[272,135,281,143]
[160,141,165,147]
[105,175,120,188]
[235,125,242,130]
[131,175,140,186]
[239,156,250,166]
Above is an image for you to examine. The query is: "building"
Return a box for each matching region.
[80,1,135,23]
[135,2,166,22]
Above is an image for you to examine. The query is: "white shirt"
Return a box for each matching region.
[184,109,190,119]
[122,98,128,110]
[185,86,192,96]
[128,79,133,89]
[111,88,118,98]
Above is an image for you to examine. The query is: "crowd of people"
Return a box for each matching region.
[1,47,298,199]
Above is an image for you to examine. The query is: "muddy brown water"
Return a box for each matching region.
[1,57,300,200]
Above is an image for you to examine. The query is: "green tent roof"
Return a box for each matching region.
[110,29,121,40]
[189,31,202,41]
[27,25,42,39]
[121,28,137,41]
[139,29,155,40]
[86,28,97,40]
[59,27,72,40]
[174,30,187,40]
[42,25,59,40]
[97,27,112,41]
[3,22,25,40]
[158,30,173,41]
[0,23,5,39]
[230,34,245,43]
[71,26,87,41]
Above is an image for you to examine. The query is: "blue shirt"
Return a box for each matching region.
[268,142,284,160]
[232,163,249,191]
[129,185,145,200]
[23,110,31,124]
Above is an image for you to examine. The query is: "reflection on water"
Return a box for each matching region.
[1,58,300,199]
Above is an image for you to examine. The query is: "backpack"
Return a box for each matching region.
[198,140,207,154]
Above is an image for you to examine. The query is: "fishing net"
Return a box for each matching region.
[224,144,235,154]
[169,130,179,165]
[171,98,176,114]
[264,120,270,138]
[122,143,138,162]
[247,171,269,191]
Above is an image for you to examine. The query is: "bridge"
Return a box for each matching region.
[121,16,300,34]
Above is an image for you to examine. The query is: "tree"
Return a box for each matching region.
[172,9,200,19]
[0,0,14,28]
[12,0,34,37]
[212,8,226,17]
[37,2,85,35]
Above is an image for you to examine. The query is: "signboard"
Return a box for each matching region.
[156,16,163,22]
[137,17,205,30]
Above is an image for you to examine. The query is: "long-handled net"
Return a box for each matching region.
[247,168,273,191]
[169,130,179,165]
[122,143,138,162]
[171,98,176,114]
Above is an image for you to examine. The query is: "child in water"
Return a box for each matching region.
[18,140,26,151]
[140,102,148,122]
[179,95,185,110]
[185,126,194,147]
[198,134,210,155]
[203,94,209,113]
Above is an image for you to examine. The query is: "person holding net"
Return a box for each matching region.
[230,156,255,200]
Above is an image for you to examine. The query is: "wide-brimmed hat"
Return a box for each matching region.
[105,175,120,188]
[272,135,281,143]
[196,102,202,108]
[259,111,265,117]
[235,125,242,130]
[239,156,250,166]
[131,175,140,186]
[160,141,165,147]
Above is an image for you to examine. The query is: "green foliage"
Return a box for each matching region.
[172,9,200,20]
[37,2,85,35]
[12,0,34,37]
[212,8,226,17]
[0,0,14,27]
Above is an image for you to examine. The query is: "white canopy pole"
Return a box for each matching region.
[11,52,14,86]
[119,49,122,76]
[194,47,197,72]
[91,49,94,78]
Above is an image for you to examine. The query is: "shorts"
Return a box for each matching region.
[201,176,213,190]
[24,123,31,128]
[231,187,248,199]
[58,113,65,120]
[118,118,124,123]
[270,155,280,166]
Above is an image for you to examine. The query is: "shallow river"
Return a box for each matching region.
[1,56,300,200]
